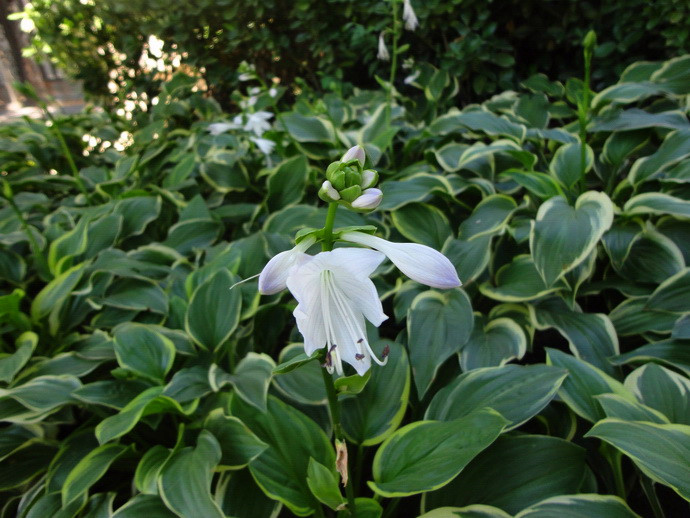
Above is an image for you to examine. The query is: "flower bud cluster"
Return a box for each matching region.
[318,146,383,211]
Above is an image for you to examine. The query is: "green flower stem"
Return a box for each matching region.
[578,35,594,193]
[320,368,357,516]
[386,0,400,126]
[322,202,338,252]
[43,109,90,203]
[319,203,356,514]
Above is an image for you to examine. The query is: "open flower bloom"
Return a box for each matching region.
[257,232,460,375]
[286,248,389,376]
[340,231,461,289]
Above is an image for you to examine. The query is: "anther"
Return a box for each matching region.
[355,354,365,361]
[382,345,390,359]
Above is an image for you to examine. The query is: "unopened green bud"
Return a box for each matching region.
[344,169,362,188]
[326,161,341,177]
[339,185,362,203]
[360,169,378,189]
[318,180,341,202]
[583,30,596,51]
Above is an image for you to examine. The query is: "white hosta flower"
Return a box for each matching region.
[258,237,316,295]
[244,111,273,137]
[341,231,461,289]
[351,188,383,210]
[286,248,389,376]
[402,0,419,31]
[207,121,240,135]
[251,137,276,155]
[377,33,390,61]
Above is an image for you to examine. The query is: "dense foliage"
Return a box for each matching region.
[15,0,690,107]
[2,15,690,518]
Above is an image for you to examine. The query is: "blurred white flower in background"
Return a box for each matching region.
[402,0,419,31]
[377,33,390,61]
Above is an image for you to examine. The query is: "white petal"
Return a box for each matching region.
[207,122,238,135]
[294,306,326,356]
[307,247,385,279]
[341,145,365,167]
[332,272,387,326]
[341,232,461,289]
[351,188,383,210]
[258,238,315,294]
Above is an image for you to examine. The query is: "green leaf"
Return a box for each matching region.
[597,394,670,424]
[425,364,567,431]
[585,419,690,500]
[186,269,242,350]
[281,112,335,142]
[158,430,225,518]
[616,228,684,284]
[530,192,613,286]
[163,153,196,188]
[407,290,473,399]
[48,216,89,275]
[204,409,268,469]
[84,214,122,259]
[163,218,223,255]
[306,457,344,510]
[272,344,327,405]
[210,353,274,412]
[379,174,452,211]
[0,331,37,383]
[419,505,511,518]
[625,364,690,425]
[334,369,370,395]
[113,196,161,238]
[460,315,527,370]
[342,341,410,446]
[549,142,593,188]
[630,129,690,184]
[230,395,334,516]
[480,255,564,302]
[114,323,175,383]
[430,110,526,141]
[0,375,80,413]
[458,195,517,240]
[112,495,177,517]
[625,193,690,218]
[215,469,281,518]
[266,155,309,211]
[31,262,87,322]
[515,494,640,518]
[62,443,128,507]
[134,445,169,494]
[611,338,690,378]
[273,347,320,375]
[546,348,632,422]
[609,298,677,336]
[532,299,619,375]
[647,268,690,313]
[369,409,507,497]
[423,435,589,514]
[0,439,57,490]
[391,203,452,249]
[499,169,564,200]
[442,236,492,286]
[103,278,168,314]
[95,387,193,444]
[589,109,690,133]
[25,491,87,518]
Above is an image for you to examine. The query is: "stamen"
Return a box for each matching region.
[355,354,365,361]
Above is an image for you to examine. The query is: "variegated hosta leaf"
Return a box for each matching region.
[460,315,527,371]
[586,419,690,501]
[530,191,614,286]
